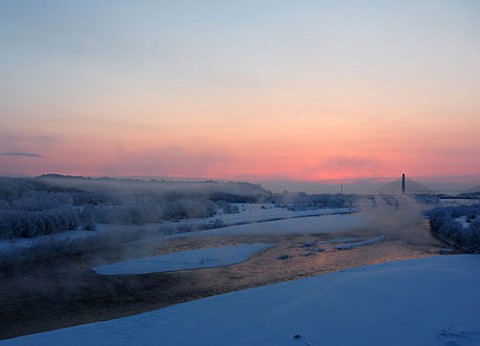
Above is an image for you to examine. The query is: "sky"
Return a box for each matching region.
[1,0,479,185]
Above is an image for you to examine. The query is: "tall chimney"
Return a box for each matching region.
[401,173,406,194]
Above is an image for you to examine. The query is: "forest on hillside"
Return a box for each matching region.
[0,175,271,239]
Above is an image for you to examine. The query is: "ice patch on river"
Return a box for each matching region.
[93,243,272,275]
[333,236,385,250]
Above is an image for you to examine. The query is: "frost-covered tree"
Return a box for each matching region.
[427,204,480,252]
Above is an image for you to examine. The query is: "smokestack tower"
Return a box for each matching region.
[401,173,406,194]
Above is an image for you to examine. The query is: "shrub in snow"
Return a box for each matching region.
[427,204,480,252]
[216,200,240,214]
[0,207,80,239]
[162,199,216,221]
[203,218,224,229]
[0,191,99,238]
[81,204,97,231]
[12,191,73,211]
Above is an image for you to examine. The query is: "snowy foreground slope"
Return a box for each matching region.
[3,255,480,346]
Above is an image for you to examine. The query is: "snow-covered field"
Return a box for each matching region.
[3,254,479,346]
[169,213,365,239]
[210,204,352,225]
[0,206,357,260]
[94,243,272,275]
[439,198,480,207]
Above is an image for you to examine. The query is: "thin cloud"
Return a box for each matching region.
[99,146,231,178]
[2,152,43,158]
[321,156,380,170]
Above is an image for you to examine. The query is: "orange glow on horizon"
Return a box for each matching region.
[1,2,479,184]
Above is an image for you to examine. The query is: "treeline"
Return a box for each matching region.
[272,191,357,210]
[427,204,480,252]
[0,191,96,238]
[0,176,271,239]
[0,175,374,240]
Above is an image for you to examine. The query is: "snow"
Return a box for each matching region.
[169,214,366,238]
[211,205,352,225]
[150,206,354,237]
[93,243,272,275]
[0,206,354,261]
[439,198,480,207]
[3,255,480,346]
[455,216,468,229]
[333,236,385,250]
[455,216,477,230]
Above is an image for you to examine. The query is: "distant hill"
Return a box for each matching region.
[377,178,433,194]
[36,174,272,202]
[468,185,480,193]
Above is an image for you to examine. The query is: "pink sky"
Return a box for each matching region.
[1,1,479,184]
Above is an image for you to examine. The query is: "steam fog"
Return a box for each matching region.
[1,174,479,340]
[357,195,434,245]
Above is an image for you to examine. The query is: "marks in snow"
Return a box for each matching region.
[293,334,320,346]
[436,325,480,346]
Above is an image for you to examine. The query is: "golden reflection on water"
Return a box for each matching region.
[151,227,442,290]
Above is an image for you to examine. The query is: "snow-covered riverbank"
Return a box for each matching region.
[0,206,356,262]
[3,254,479,345]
